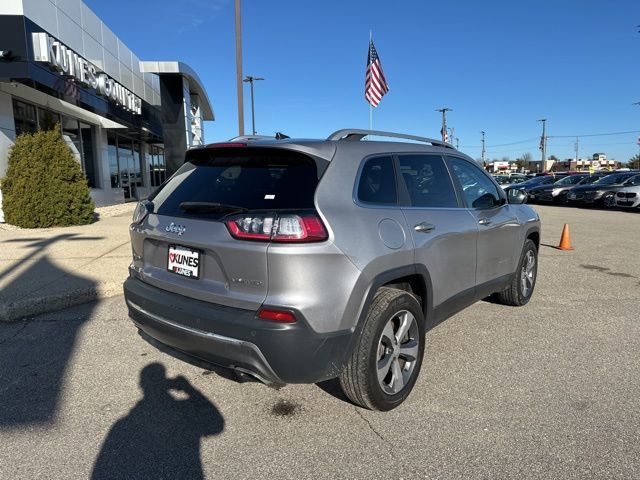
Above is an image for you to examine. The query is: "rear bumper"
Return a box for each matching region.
[123,276,353,384]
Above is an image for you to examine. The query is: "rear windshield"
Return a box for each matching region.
[151,147,319,218]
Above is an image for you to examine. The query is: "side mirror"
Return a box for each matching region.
[507,188,527,204]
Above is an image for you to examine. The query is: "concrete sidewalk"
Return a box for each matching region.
[0,204,135,322]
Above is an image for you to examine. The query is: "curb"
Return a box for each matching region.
[0,282,124,322]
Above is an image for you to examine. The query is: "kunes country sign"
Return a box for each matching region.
[32,32,142,115]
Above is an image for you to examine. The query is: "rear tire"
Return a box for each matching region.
[339,287,425,411]
[496,239,538,306]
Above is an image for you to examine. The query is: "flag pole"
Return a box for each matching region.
[369,30,373,131]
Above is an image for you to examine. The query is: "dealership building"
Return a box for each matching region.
[0,0,214,219]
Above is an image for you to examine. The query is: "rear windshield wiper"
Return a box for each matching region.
[179,202,248,214]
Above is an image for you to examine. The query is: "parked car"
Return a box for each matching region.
[614,175,640,209]
[124,129,541,411]
[494,173,528,190]
[527,174,605,204]
[567,172,640,207]
[506,174,568,196]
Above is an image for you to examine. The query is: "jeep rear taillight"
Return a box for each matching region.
[258,308,296,323]
[225,213,328,243]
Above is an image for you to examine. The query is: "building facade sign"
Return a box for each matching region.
[31,32,142,115]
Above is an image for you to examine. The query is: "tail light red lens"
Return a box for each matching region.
[258,308,297,323]
[225,213,328,243]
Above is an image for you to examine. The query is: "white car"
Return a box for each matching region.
[614,183,640,208]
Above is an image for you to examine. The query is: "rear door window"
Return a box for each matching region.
[357,156,397,205]
[151,147,319,218]
[397,154,458,208]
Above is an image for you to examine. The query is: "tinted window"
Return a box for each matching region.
[398,155,457,208]
[626,175,640,186]
[595,173,634,185]
[153,148,318,218]
[449,157,502,209]
[582,175,603,185]
[555,175,585,185]
[358,156,397,204]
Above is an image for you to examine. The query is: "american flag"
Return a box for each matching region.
[365,39,389,107]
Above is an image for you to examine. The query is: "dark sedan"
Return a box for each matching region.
[527,174,605,204]
[566,172,640,207]
[506,174,568,196]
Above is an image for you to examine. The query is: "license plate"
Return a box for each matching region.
[167,245,200,279]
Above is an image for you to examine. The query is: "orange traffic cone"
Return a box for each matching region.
[557,224,574,250]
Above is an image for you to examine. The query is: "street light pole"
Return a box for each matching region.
[633,103,640,169]
[234,0,244,136]
[436,107,452,142]
[481,131,486,165]
[243,76,264,135]
[537,118,547,167]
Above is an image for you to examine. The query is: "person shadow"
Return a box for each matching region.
[91,363,224,480]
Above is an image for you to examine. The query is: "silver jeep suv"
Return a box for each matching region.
[124,129,540,411]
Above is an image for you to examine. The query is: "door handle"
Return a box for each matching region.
[414,222,435,233]
[478,218,492,226]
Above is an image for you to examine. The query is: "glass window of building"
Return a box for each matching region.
[117,136,134,200]
[79,122,97,188]
[61,115,82,162]
[38,108,60,131]
[13,99,37,135]
[108,132,119,188]
[144,146,151,185]
[132,141,142,194]
[147,145,166,187]
[157,147,166,184]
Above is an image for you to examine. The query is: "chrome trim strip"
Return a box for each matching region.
[127,299,243,344]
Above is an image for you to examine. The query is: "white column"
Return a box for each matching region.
[0,90,17,223]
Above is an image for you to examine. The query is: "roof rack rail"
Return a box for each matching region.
[327,129,455,149]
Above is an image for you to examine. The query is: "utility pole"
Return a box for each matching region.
[243,76,264,135]
[574,136,579,167]
[448,128,455,148]
[436,107,452,142]
[537,118,547,166]
[481,131,486,165]
[634,103,640,169]
[234,0,244,136]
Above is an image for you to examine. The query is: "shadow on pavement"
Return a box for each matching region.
[0,234,104,286]
[91,363,224,480]
[0,233,101,428]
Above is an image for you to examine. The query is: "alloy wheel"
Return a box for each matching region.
[376,310,420,395]
[520,250,536,298]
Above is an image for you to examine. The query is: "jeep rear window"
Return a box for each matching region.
[151,148,318,218]
[357,156,397,205]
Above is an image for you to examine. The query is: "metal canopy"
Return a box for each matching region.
[139,61,214,120]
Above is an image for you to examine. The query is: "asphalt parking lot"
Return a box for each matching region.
[1,205,639,480]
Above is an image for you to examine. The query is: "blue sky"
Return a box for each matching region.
[85,0,640,162]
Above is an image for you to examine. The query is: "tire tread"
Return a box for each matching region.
[339,287,422,410]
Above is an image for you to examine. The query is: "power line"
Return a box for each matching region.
[462,137,538,149]
[549,130,640,138]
